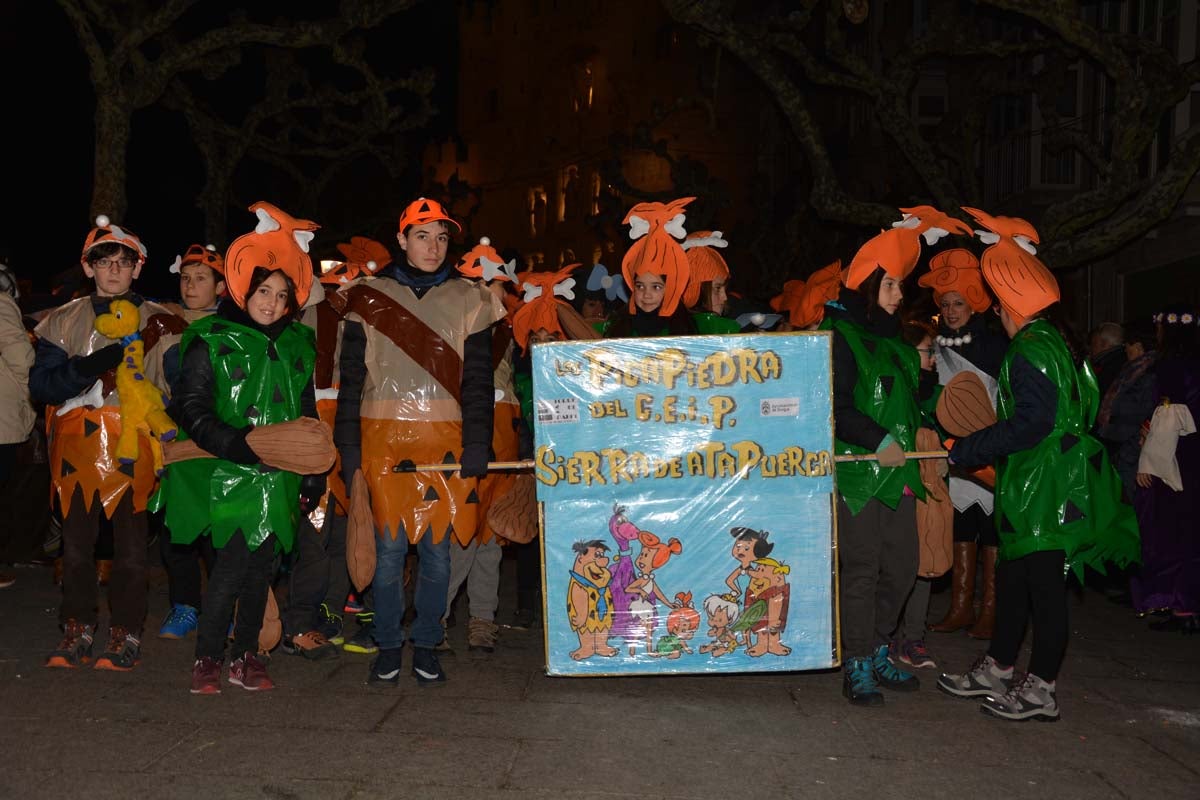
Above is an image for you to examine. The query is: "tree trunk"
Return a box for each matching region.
[91,92,131,222]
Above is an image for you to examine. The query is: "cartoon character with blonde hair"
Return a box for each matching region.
[699,593,742,657]
[743,557,792,657]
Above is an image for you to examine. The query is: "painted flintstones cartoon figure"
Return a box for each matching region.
[650,593,701,659]
[724,527,774,646]
[606,503,643,648]
[567,540,618,661]
[699,593,742,657]
[744,557,792,657]
[625,531,683,656]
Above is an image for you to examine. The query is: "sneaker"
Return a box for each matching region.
[343,592,365,615]
[871,643,919,691]
[228,652,274,691]
[190,656,223,695]
[979,672,1060,722]
[343,613,378,654]
[468,617,499,653]
[367,647,403,686]
[896,639,937,669]
[937,653,1014,699]
[0,572,15,589]
[94,626,141,671]
[411,646,447,685]
[158,604,199,639]
[281,630,339,660]
[842,656,884,707]
[46,619,95,668]
[318,603,345,645]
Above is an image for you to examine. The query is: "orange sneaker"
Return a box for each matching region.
[45,620,95,668]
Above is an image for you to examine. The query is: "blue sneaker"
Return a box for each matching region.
[871,643,920,691]
[842,656,884,706]
[158,604,199,640]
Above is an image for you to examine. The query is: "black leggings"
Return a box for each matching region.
[952,503,998,547]
[988,550,1068,682]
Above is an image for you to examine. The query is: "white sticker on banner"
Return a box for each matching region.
[759,397,800,417]
[537,397,580,425]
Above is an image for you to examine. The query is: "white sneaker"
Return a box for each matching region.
[980,673,1060,722]
[937,653,1013,698]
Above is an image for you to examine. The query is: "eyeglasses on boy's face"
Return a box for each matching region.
[92,257,136,270]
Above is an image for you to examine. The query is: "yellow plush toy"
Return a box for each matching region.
[93,299,178,473]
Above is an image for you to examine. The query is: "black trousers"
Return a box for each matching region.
[988,549,1068,682]
[195,533,278,660]
[837,494,918,658]
[952,503,998,547]
[60,487,147,632]
[515,535,542,613]
[283,511,348,635]
[160,521,215,610]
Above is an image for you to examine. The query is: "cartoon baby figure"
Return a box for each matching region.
[650,593,701,659]
[567,539,619,661]
[699,593,742,657]
[625,531,683,656]
[743,557,792,658]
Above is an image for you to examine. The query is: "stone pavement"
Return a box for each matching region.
[0,554,1197,800]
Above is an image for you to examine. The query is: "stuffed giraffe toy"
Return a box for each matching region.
[93,299,178,473]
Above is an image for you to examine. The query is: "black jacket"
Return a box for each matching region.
[826,288,906,451]
[937,312,1008,378]
[948,351,1057,468]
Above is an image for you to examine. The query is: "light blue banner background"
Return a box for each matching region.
[532,332,837,676]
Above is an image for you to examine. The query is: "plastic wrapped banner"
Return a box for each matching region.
[533,332,837,676]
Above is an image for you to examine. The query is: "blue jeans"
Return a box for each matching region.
[374,530,450,650]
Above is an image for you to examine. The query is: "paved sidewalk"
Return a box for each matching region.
[0,555,1197,799]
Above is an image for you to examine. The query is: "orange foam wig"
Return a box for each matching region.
[917,248,990,312]
[620,197,694,316]
[224,201,319,308]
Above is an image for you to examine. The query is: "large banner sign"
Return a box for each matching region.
[532,332,838,676]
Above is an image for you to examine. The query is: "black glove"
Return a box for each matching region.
[459,443,491,478]
[75,343,123,377]
[299,474,327,513]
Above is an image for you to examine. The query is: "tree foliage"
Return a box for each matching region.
[662,0,1200,272]
[57,0,427,237]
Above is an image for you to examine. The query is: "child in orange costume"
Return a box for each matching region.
[336,198,504,686]
[441,237,522,654]
[34,216,183,671]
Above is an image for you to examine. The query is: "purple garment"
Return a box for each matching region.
[1130,355,1200,614]
[607,512,641,642]
[609,546,640,641]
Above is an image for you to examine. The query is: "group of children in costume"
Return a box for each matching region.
[32,193,1140,721]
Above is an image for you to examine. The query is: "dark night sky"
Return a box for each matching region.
[1,1,458,305]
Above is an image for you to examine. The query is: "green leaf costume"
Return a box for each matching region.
[823,317,925,514]
[993,319,1139,579]
[690,311,741,334]
[152,315,316,553]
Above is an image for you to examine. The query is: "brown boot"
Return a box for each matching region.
[967,546,997,639]
[929,542,976,632]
